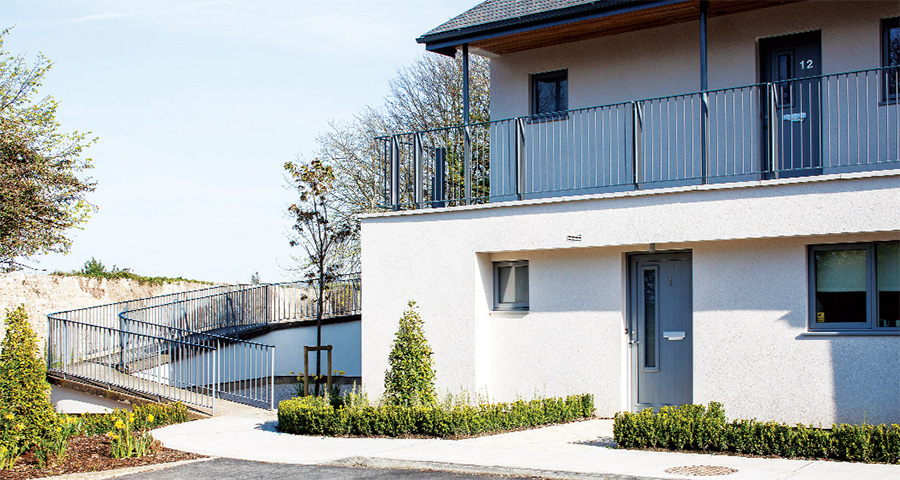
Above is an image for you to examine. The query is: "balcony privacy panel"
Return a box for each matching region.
[489,118,517,199]
[530,104,631,196]
[821,69,899,169]
[707,85,763,179]
[638,94,703,184]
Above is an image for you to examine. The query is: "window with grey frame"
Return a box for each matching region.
[494,260,529,311]
[883,17,899,102]
[809,242,899,332]
[531,70,568,118]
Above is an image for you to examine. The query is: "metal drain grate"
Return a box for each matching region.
[664,465,738,476]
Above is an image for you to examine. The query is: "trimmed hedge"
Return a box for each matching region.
[278,394,594,437]
[613,402,900,464]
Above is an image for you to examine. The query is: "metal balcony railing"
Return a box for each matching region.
[47,276,361,413]
[377,66,899,210]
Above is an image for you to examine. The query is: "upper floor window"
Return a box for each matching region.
[883,17,899,101]
[809,242,899,332]
[494,260,529,311]
[531,70,567,116]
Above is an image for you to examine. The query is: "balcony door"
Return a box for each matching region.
[760,31,822,177]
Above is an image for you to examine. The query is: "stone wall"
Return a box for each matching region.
[0,272,219,346]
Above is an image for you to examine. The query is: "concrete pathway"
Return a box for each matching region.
[150,412,900,480]
[51,385,132,414]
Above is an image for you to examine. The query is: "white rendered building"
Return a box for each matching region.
[361,0,900,425]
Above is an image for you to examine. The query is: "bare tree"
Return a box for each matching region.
[313,51,490,267]
[285,158,357,392]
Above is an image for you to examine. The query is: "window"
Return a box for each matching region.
[494,260,528,311]
[883,17,899,101]
[531,70,567,116]
[809,242,899,332]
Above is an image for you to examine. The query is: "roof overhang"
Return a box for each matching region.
[419,0,804,56]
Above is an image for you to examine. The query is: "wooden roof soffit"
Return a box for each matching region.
[429,0,805,57]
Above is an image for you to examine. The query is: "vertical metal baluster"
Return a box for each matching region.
[874,71,880,164]
[270,346,275,409]
[800,79,806,168]
[892,67,897,164]
[827,75,832,166]
[855,72,860,165]
[681,95,687,179]
[731,88,736,176]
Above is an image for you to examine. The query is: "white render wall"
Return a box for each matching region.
[361,172,900,425]
[489,1,899,120]
[692,236,899,425]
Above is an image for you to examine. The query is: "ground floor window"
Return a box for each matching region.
[810,242,899,331]
[494,260,529,311]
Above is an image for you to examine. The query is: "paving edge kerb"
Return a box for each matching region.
[38,457,217,480]
[327,455,671,480]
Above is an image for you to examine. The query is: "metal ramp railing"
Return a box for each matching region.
[47,276,360,414]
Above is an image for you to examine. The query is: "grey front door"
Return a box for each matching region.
[760,31,822,176]
[630,252,692,409]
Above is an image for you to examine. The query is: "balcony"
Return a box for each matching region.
[377,66,899,211]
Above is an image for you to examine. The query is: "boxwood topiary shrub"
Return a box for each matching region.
[613,402,900,464]
[383,301,436,407]
[278,393,594,438]
[0,306,60,455]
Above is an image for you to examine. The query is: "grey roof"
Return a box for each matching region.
[422,0,599,38]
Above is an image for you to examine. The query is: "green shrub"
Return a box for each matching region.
[52,257,211,286]
[613,403,900,464]
[278,393,594,438]
[0,306,60,460]
[384,301,436,407]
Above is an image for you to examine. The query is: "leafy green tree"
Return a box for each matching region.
[78,257,107,276]
[0,28,96,272]
[384,301,436,407]
[0,306,58,453]
[285,158,357,392]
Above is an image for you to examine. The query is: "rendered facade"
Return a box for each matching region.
[361,0,900,425]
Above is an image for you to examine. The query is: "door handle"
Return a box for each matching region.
[663,331,686,341]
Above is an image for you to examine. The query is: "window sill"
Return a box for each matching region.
[490,310,529,317]
[527,112,568,124]
[802,331,900,337]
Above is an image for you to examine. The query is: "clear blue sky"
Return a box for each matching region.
[3,0,475,283]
